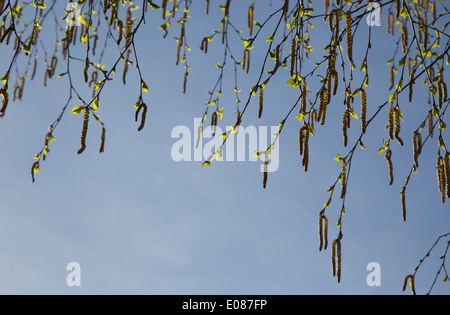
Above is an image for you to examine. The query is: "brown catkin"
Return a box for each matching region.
[319,215,329,251]
[395,0,401,18]
[413,132,422,168]
[361,89,367,134]
[274,45,280,70]
[334,10,340,44]
[325,0,330,15]
[346,10,353,65]
[403,275,416,295]
[248,5,254,36]
[183,70,188,94]
[394,105,404,146]
[299,126,307,156]
[31,58,37,81]
[442,81,448,103]
[301,78,307,113]
[336,239,342,283]
[401,187,407,221]
[78,107,90,155]
[99,127,106,153]
[319,215,324,251]
[31,162,39,183]
[340,158,347,198]
[444,154,450,199]
[390,66,395,90]
[428,111,434,138]
[50,56,58,78]
[283,0,289,21]
[332,239,337,277]
[0,85,8,115]
[332,70,339,95]
[302,128,309,172]
[206,0,210,15]
[290,38,296,78]
[342,110,349,147]
[211,111,218,136]
[387,12,395,35]
[162,0,168,19]
[201,38,208,54]
[137,103,148,132]
[328,9,335,31]
[258,86,264,119]
[385,149,394,186]
[84,57,89,83]
[263,153,269,189]
[243,49,250,74]
[117,20,123,45]
[388,107,395,141]
[318,88,325,124]
[123,50,131,85]
[409,69,416,103]
[431,1,437,23]
[437,157,446,203]
[332,239,342,282]
[326,74,332,105]
[401,25,409,53]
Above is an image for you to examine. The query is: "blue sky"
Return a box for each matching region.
[0,0,448,295]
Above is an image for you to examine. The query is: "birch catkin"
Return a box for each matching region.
[211,111,218,136]
[385,149,394,186]
[361,89,367,134]
[388,107,395,141]
[299,125,307,156]
[394,105,404,146]
[444,154,450,199]
[428,111,434,138]
[84,57,89,83]
[332,239,337,277]
[302,128,310,172]
[413,132,422,169]
[248,5,254,36]
[332,239,342,283]
[290,38,296,78]
[403,275,416,295]
[263,153,269,189]
[301,78,307,113]
[78,107,90,155]
[99,127,106,153]
[117,20,123,45]
[340,158,347,199]
[437,157,446,203]
[346,10,353,65]
[336,239,342,283]
[342,110,349,147]
[401,187,407,221]
[137,103,148,132]
[395,0,401,18]
[0,85,8,115]
[319,215,329,251]
[243,49,250,74]
[258,86,264,119]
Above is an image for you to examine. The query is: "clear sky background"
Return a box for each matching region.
[0,0,449,295]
